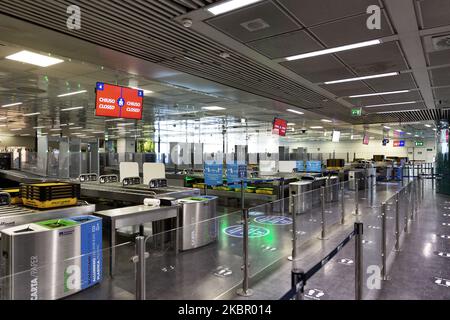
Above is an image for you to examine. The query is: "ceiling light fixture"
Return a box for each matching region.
[424,124,432,128]
[50,128,62,131]
[349,90,410,98]
[20,134,31,137]
[287,109,304,115]
[287,123,295,126]
[324,72,399,85]
[70,127,83,130]
[375,109,422,114]
[6,50,64,67]
[310,126,323,129]
[207,0,263,15]
[23,112,40,117]
[384,126,391,129]
[1,102,22,108]
[364,101,418,108]
[202,106,226,111]
[118,123,135,127]
[285,39,381,61]
[321,119,332,123]
[57,90,87,98]
[10,128,22,131]
[61,106,84,111]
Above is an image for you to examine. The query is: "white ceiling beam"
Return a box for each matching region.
[384,0,435,109]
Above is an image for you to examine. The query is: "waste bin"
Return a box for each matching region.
[289,181,312,214]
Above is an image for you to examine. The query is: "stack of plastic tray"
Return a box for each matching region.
[20,182,81,209]
[1,188,22,205]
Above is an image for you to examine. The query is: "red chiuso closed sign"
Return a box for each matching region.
[95,82,144,120]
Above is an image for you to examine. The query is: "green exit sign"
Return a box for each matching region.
[415,141,424,147]
[351,108,362,116]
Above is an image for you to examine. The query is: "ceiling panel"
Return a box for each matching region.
[277,0,376,27]
[433,87,450,102]
[428,48,450,66]
[429,66,450,86]
[246,29,322,59]
[207,1,299,43]
[344,96,386,107]
[336,41,408,75]
[382,90,423,103]
[418,0,450,28]
[309,12,393,48]
[281,55,354,83]
[365,73,417,91]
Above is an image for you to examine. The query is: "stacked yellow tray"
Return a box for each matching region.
[20,182,80,209]
[1,188,22,205]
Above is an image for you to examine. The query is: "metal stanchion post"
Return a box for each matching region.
[240,179,245,212]
[432,167,435,190]
[291,270,305,300]
[410,182,415,221]
[134,236,146,300]
[288,195,298,261]
[280,178,285,215]
[354,222,363,300]
[395,192,400,252]
[237,208,253,297]
[354,179,360,216]
[381,202,388,280]
[340,182,345,224]
[318,186,327,240]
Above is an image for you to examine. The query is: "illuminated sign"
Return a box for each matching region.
[415,141,424,147]
[363,134,370,145]
[393,140,405,147]
[272,118,287,136]
[351,108,362,116]
[95,82,144,119]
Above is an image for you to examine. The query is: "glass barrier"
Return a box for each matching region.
[0,242,136,300]
[143,209,244,300]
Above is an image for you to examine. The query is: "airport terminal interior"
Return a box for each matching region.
[0,0,449,301]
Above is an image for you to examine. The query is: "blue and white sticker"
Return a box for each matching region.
[254,215,293,225]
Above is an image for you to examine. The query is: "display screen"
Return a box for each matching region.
[95,82,144,119]
[272,118,287,136]
[393,140,405,147]
[332,130,341,142]
[306,161,322,173]
[363,134,370,145]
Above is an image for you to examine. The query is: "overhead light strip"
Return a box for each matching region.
[1,102,22,108]
[23,112,40,117]
[61,106,84,111]
[324,72,399,85]
[287,109,304,115]
[349,90,410,98]
[285,39,381,61]
[58,90,87,98]
[6,50,64,67]
[207,0,263,15]
[364,101,419,108]
[375,109,422,114]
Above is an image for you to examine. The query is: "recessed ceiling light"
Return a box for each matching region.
[118,123,135,127]
[6,50,64,67]
[287,123,295,126]
[1,102,22,108]
[0,117,7,121]
[321,119,332,123]
[287,109,304,115]
[384,126,391,129]
[92,131,105,134]
[364,101,418,108]
[433,128,437,131]
[33,126,46,129]
[310,126,323,129]
[105,118,123,122]
[285,39,381,61]
[61,106,84,111]
[57,90,87,98]
[202,106,226,111]
[324,72,399,85]
[10,128,22,131]
[23,112,40,117]
[50,128,62,131]
[349,90,410,98]
[424,124,432,128]
[207,0,263,15]
[375,109,422,114]
[241,118,246,124]
[406,132,412,135]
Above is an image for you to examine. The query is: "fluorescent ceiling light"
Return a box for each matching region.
[406,132,412,135]
[433,128,437,131]
[1,102,22,108]
[105,118,123,122]
[395,129,403,133]
[286,39,381,61]
[287,109,304,115]
[202,106,226,111]
[20,134,31,137]
[287,123,295,126]
[6,50,64,67]
[118,123,135,127]
[424,124,432,128]
[70,127,83,130]
[50,128,62,131]
[384,126,391,129]
[23,112,40,117]
[33,126,46,129]
[375,109,422,114]
[131,87,153,95]
[93,131,105,134]
[321,119,332,123]
[349,90,410,98]
[310,126,323,129]
[10,128,22,131]
[0,124,6,127]
[58,90,87,98]
[207,0,262,15]
[364,101,418,108]
[61,106,84,111]
[0,117,7,121]
[324,72,399,85]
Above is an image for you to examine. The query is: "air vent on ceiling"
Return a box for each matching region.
[240,18,270,32]
[432,34,450,51]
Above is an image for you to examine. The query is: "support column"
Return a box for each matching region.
[436,120,450,195]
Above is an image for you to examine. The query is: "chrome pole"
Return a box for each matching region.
[354,222,363,300]
[341,182,345,224]
[395,192,400,252]
[355,179,360,216]
[237,208,253,297]
[381,202,388,280]
[135,236,146,300]
[319,186,327,239]
[289,195,299,261]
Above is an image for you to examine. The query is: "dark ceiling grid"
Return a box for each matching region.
[0,0,353,122]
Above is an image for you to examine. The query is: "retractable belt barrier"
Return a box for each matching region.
[280,225,358,300]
